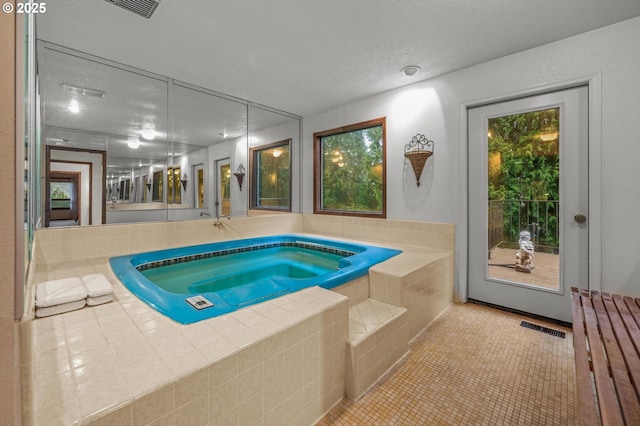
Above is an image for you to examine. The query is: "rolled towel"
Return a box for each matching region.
[36,277,87,308]
[82,274,114,306]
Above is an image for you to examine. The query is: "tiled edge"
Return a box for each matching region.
[300,214,455,251]
[331,275,369,307]
[22,282,349,426]
[369,250,454,342]
[402,252,455,340]
[345,301,408,401]
[31,214,301,266]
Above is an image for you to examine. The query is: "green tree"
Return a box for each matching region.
[488,109,559,248]
[321,125,383,212]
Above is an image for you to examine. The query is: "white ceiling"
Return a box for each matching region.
[37,0,640,117]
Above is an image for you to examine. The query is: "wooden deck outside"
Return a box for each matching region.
[488,247,559,290]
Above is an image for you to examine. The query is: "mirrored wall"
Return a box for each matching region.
[37,42,301,227]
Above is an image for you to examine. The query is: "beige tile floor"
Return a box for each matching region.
[317,302,576,426]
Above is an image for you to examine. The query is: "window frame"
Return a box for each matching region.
[249,139,292,212]
[313,117,386,218]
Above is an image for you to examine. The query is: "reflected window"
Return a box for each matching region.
[220,164,231,216]
[119,179,130,200]
[167,167,181,204]
[51,182,72,210]
[152,170,163,202]
[313,118,386,218]
[142,175,148,203]
[194,165,204,209]
[250,140,291,211]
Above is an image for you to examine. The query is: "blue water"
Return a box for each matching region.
[142,247,342,294]
[110,234,401,324]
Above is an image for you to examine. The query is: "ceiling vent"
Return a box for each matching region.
[63,83,106,99]
[104,0,160,19]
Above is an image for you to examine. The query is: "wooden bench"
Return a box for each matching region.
[571,287,640,425]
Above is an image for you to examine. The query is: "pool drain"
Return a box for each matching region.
[186,295,214,310]
[520,321,566,338]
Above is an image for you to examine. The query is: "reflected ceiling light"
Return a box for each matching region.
[51,138,70,146]
[272,149,282,158]
[400,65,421,77]
[63,83,106,99]
[539,131,559,142]
[68,99,80,113]
[128,137,140,149]
[141,122,156,140]
[219,132,228,138]
[141,126,156,140]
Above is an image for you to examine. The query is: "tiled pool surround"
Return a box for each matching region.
[23,215,455,425]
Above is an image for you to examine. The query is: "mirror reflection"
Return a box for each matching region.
[37,42,301,227]
[249,106,301,214]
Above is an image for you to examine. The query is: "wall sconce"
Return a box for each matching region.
[233,163,246,191]
[146,179,152,191]
[404,133,434,187]
[181,173,188,191]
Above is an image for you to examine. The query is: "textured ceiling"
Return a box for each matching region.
[37,1,640,117]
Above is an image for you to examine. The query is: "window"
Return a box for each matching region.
[194,165,204,208]
[314,118,386,217]
[152,170,163,202]
[250,140,291,211]
[167,167,181,204]
[50,182,72,210]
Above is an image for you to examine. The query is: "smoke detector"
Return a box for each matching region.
[104,0,160,19]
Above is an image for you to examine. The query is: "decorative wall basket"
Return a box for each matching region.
[404,134,434,187]
[233,163,246,191]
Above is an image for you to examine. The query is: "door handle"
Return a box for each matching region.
[574,214,587,224]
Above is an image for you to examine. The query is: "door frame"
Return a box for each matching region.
[458,75,603,305]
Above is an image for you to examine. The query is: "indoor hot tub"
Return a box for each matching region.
[109,234,401,323]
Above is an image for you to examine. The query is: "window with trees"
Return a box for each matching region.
[250,140,291,211]
[167,167,181,204]
[488,108,560,252]
[152,170,163,202]
[314,118,386,218]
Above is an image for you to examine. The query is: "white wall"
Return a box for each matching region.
[208,136,247,217]
[302,17,640,297]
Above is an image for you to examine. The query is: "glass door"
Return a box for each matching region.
[468,87,589,323]
[216,159,231,217]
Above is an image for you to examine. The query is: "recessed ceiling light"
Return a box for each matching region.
[401,65,421,77]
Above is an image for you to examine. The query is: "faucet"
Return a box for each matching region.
[213,214,230,229]
[200,212,211,217]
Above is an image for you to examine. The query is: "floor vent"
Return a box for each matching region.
[520,320,566,338]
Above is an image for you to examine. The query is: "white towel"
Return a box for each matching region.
[82,274,114,305]
[36,299,86,317]
[36,277,87,308]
